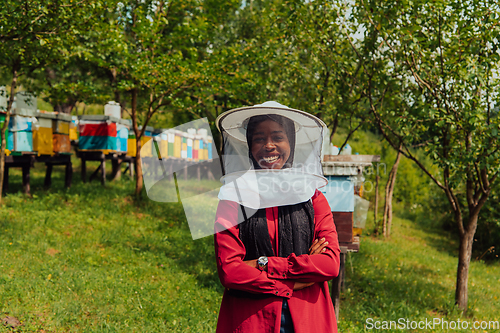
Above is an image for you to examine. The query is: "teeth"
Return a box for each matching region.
[263,156,279,163]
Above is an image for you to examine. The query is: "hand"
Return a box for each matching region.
[243,259,258,269]
[293,281,314,290]
[309,237,329,255]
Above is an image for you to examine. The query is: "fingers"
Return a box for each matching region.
[308,238,318,253]
[309,237,329,255]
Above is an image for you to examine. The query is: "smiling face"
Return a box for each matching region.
[250,119,291,169]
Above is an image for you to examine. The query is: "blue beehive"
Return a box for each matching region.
[116,119,129,153]
[320,176,355,212]
[8,115,34,152]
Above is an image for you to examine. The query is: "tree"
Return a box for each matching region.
[383,146,401,237]
[281,0,369,143]
[354,0,500,312]
[91,0,214,196]
[0,0,103,203]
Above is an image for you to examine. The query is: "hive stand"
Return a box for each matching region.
[3,153,36,195]
[78,150,134,185]
[36,154,73,189]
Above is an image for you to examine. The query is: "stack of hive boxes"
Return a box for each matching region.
[167,130,175,158]
[173,130,182,158]
[152,128,168,159]
[116,119,129,154]
[8,114,35,154]
[53,113,72,153]
[0,88,6,135]
[159,130,169,159]
[139,126,154,157]
[196,129,208,161]
[126,120,136,157]
[78,115,118,153]
[8,92,38,155]
[69,116,78,141]
[34,112,56,155]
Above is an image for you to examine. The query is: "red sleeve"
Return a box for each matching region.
[266,190,341,282]
[214,200,295,298]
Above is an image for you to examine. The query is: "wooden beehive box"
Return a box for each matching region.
[322,155,380,252]
[78,115,119,154]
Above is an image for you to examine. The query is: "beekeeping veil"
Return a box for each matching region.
[217,101,327,210]
[141,101,327,240]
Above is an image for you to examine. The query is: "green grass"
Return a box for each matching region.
[0,160,499,332]
[0,162,222,332]
[338,210,500,333]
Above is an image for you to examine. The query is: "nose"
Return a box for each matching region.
[264,138,276,150]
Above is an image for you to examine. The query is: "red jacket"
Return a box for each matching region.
[214,190,341,333]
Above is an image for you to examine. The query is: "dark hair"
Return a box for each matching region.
[245,114,296,169]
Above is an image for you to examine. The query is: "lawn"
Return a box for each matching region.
[0,161,499,332]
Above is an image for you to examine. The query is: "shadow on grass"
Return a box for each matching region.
[343,246,459,321]
[398,207,460,259]
[129,196,223,293]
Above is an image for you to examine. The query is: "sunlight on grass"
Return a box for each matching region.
[0,162,498,332]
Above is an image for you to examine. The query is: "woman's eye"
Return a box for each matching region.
[253,137,264,142]
[273,136,284,141]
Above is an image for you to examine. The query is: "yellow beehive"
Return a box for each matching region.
[34,113,56,155]
[159,131,168,159]
[126,140,136,157]
[139,126,154,158]
[173,130,182,158]
[69,123,78,141]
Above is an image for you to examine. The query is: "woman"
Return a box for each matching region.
[214,102,340,333]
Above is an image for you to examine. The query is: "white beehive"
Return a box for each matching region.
[0,86,7,111]
[104,101,121,119]
[15,92,37,116]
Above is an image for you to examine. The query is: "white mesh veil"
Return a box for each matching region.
[142,102,328,240]
[217,101,327,210]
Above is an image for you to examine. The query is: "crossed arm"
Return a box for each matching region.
[214,191,340,297]
[243,237,331,290]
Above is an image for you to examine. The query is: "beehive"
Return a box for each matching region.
[34,112,56,155]
[0,112,10,154]
[173,130,182,158]
[193,137,200,160]
[139,126,154,157]
[78,115,118,153]
[187,134,193,160]
[181,136,187,159]
[69,116,79,141]
[124,119,136,157]
[160,131,169,159]
[15,92,37,117]
[167,130,175,157]
[153,129,168,159]
[116,119,129,153]
[7,114,35,153]
[104,101,121,118]
[207,136,213,160]
[53,113,72,153]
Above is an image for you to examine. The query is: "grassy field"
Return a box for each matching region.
[0,161,499,332]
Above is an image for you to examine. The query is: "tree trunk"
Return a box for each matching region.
[455,209,479,312]
[374,174,379,235]
[383,148,401,237]
[455,231,474,311]
[130,88,143,197]
[0,68,18,204]
[135,141,143,196]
